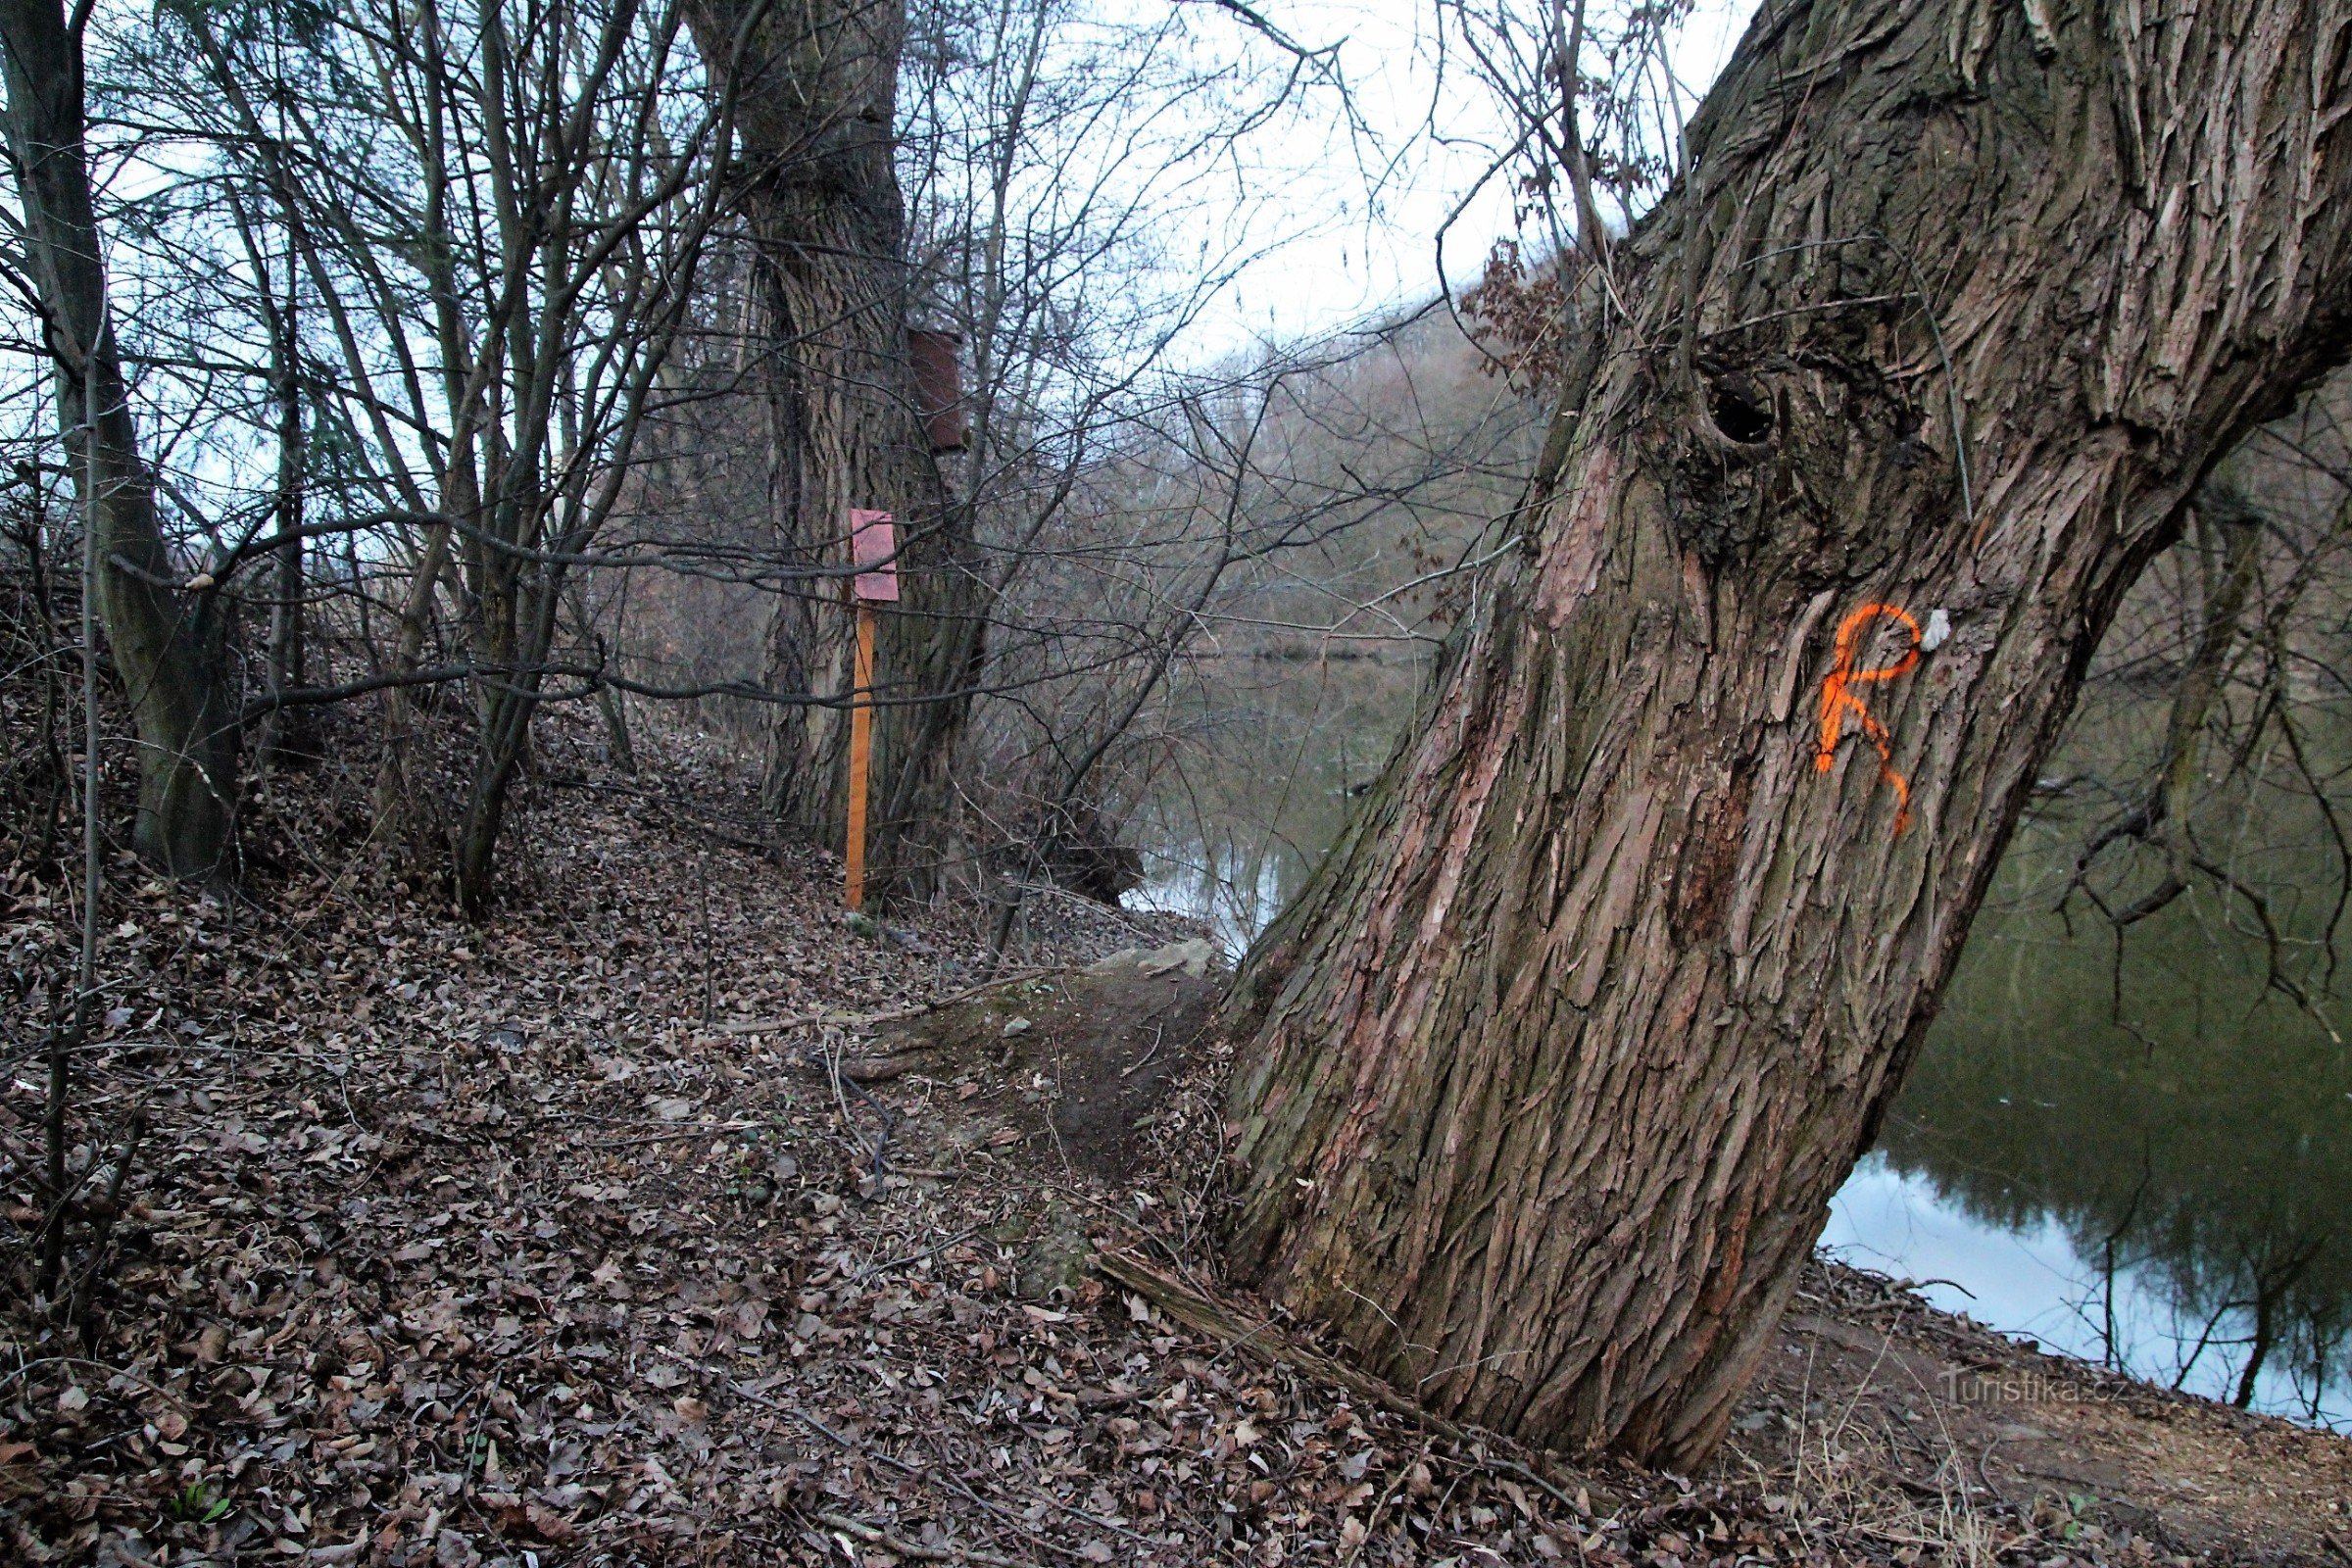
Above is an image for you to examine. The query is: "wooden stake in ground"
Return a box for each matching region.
[846,511,900,911]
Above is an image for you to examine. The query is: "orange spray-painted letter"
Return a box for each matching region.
[1815,604,1921,834]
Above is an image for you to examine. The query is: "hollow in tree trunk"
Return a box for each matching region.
[1218,0,2352,1469]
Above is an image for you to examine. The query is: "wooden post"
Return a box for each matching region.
[846,604,876,912]
[845,509,899,912]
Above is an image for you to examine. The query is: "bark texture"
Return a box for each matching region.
[690,0,981,901]
[1,0,238,875]
[1219,0,2352,1469]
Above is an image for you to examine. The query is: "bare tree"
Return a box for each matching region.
[155,0,735,906]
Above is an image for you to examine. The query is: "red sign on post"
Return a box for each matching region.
[844,509,896,912]
[850,510,900,602]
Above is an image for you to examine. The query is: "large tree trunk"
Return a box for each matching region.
[689,0,982,902]
[1218,0,2352,1470]
[1,0,239,876]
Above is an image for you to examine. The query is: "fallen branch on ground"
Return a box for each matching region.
[716,967,1060,1037]
[809,1508,1019,1567]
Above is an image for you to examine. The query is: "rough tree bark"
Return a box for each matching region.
[1,0,239,875]
[687,0,982,901]
[1218,0,2352,1469]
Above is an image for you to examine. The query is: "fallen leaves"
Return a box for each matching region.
[0,713,2228,1568]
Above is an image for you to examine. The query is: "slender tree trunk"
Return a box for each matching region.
[567,579,637,773]
[0,0,238,876]
[595,674,638,775]
[371,509,460,870]
[689,0,981,902]
[453,492,558,913]
[255,271,307,770]
[1218,0,2352,1469]
[456,673,542,911]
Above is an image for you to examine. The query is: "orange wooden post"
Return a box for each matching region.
[846,606,876,911]
[845,510,899,912]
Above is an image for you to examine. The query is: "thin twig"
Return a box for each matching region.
[809,1509,1019,1568]
[1341,1436,1431,1568]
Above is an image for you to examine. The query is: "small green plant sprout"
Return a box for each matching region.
[168,1481,230,1524]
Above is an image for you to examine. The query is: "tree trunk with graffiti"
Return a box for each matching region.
[1218,0,2352,1468]
[688,0,981,902]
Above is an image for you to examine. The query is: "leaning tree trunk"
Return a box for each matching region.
[689,0,982,902]
[1218,0,2352,1470]
[0,0,239,876]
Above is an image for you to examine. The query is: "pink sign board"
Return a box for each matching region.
[850,509,900,602]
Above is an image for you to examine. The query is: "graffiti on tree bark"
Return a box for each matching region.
[1815,603,1921,834]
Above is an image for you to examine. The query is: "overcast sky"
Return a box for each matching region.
[1188,0,1758,355]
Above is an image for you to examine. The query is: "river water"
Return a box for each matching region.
[1129,657,2352,1430]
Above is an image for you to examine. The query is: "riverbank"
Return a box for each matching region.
[4,721,2344,1564]
[1731,1258,2351,1562]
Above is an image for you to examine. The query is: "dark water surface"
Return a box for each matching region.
[1828,804,2352,1428]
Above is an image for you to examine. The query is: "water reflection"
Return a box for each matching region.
[1129,650,1429,955]
[1133,850,1289,958]
[1845,807,2352,1428]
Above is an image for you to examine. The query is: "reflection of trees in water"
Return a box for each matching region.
[1133,652,1432,949]
[1107,325,1542,944]
[1884,796,2352,1419]
[1879,370,2352,1423]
